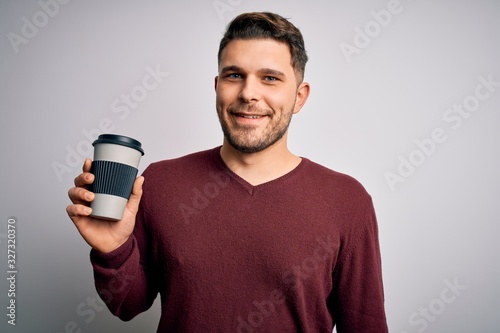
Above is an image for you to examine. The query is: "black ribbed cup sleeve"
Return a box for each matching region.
[90,161,138,199]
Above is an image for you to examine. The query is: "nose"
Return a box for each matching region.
[239,76,261,103]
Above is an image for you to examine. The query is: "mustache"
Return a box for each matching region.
[227,104,272,116]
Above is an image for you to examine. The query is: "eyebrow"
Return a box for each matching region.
[220,66,286,78]
[219,65,241,74]
[259,68,286,78]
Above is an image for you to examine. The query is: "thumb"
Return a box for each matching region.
[126,176,145,214]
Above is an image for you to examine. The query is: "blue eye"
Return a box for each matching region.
[264,76,277,81]
[228,73,242,79]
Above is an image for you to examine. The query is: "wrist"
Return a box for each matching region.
[94,237,129,254]
[90,236,134,269]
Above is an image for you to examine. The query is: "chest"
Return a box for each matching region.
[146,185,342,297]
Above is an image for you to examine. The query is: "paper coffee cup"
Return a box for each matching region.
[89,134,144,221]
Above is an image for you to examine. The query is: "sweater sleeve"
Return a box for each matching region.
[330,197,388,332]
[89,194,159,321]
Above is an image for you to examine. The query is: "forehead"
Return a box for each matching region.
[219,39,293,72]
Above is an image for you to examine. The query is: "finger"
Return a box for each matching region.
[74,159,93,187]
[74,171,94,188]
[66,203,92,218]
[126,176,145,213]
[68,186,95,204]
[83,158,92,173]
[129,176,144,201]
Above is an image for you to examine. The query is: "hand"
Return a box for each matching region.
[66,158,144,253]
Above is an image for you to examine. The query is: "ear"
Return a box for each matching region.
[214,76,219,91]
[293,82,310,114]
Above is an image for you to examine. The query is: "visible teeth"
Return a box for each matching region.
[241,115,260,119]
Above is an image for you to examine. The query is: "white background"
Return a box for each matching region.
[1,0,499,332]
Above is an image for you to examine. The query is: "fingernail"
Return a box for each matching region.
[86,192,94,201]
[84,207,92,215]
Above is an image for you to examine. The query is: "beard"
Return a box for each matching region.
[217,103,294,153]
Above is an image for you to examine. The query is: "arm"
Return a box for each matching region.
[330,199,388,333]
[67,159,158,320]
[90,200,159,320]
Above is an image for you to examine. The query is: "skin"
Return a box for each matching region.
[66,159,144,253]
[216,39,310,185]
[67,38,310,253]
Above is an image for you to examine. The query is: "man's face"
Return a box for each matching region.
[215,38,308,153]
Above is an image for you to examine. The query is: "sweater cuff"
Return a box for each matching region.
[90,236,135,270]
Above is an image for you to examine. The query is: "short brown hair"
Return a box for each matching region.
[217,12,308,83]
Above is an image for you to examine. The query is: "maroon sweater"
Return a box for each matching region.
[90,147,388,332]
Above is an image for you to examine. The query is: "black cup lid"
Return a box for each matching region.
[92,134,144,155]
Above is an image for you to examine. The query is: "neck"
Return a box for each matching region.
[220,135,301,186]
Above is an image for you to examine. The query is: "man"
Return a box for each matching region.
[67,12,388,332]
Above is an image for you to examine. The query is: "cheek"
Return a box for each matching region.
[267,89,296,112]
[215,91,228,111]
[216,85,236,106]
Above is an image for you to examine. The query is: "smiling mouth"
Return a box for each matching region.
[236,114,266,119]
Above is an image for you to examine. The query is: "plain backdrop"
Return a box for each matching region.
[1,0,499,332]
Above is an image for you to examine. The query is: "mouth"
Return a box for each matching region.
[234,113,268,119]
[232,113,269,126]
[226,105,271,125]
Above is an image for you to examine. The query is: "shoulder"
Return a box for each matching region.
[142,147,216,179]
[300,159,377,242]
[300,158,371,202]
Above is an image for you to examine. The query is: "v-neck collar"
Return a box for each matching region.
[210,146,307,196]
